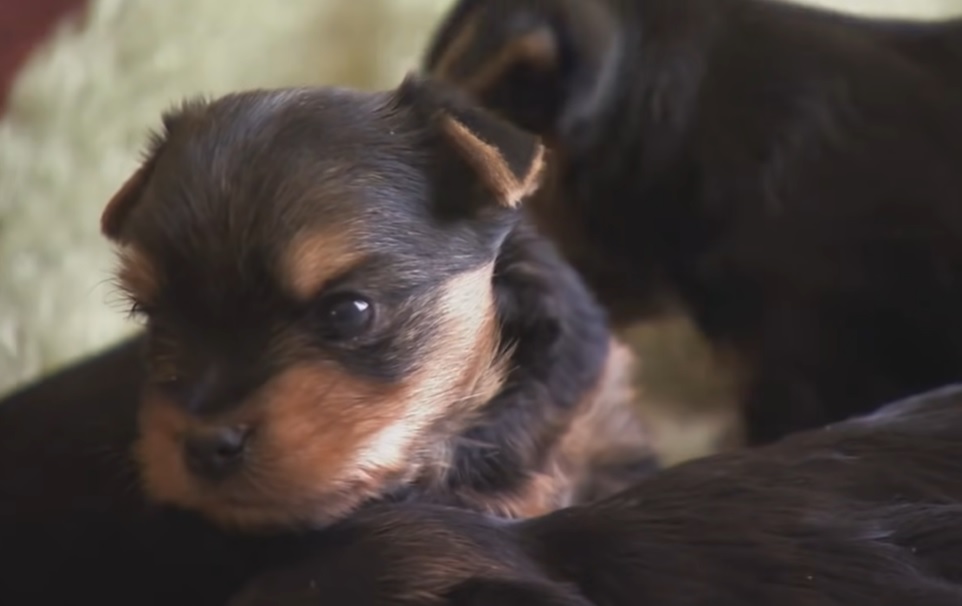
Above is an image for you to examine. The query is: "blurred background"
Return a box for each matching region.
[1,0,960,462]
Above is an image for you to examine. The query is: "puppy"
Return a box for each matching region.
[424,0,962,445]
[230,383,962,606]
[99,74,654,532]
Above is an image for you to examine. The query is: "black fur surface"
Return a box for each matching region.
[231,383,962,606]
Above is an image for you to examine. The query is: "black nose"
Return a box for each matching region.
[183,426,250,481]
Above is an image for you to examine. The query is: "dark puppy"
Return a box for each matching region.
[424,0,962,445]
[230,383,962,606]
[99,74,653,532]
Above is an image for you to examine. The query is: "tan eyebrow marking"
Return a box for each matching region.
[281,229,367,300]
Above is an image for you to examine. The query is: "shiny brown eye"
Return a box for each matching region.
[144,324,184,388]
[315,293,374,341]
[148,357,185,392]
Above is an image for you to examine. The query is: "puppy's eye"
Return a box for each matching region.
[147,353,181,385]
[314,293,374,341]
[154,371,184,391]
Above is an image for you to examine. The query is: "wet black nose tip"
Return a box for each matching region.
[184,426,250,481]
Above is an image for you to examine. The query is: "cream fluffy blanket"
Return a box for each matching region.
[1,0,959,459]
[0,0,451,395]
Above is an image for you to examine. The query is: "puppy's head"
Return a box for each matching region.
[423,0,623,146]
[102,75,546,531]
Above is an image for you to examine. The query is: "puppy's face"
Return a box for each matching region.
[102,77,545,531]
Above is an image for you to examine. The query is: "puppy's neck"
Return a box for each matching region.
[408,221,653,517]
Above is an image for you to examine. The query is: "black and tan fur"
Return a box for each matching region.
[424,0,962,446]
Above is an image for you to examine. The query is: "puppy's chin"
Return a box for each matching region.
[134,428,424,533]
[138,457,410,533]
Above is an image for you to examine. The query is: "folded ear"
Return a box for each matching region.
[101,107,190,242]
[101,160,155,242]
[397,74,546,210]
[423,0,622,145]
[439,101,545,210]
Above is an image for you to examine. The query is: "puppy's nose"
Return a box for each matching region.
[183,426,250,481]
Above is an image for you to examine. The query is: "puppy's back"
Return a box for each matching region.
[522,383,962,606]
[231,385,962,606]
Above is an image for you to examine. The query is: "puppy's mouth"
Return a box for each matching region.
[132,373,432,533]
[136,416,416,532]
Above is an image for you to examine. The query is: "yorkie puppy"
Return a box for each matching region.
[424,0,962,446]
[100,74,654,532]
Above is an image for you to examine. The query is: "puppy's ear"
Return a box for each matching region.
[438,100,545,210]
[397,74,545,210]
[101,159,156,242]
[101,107,190,241]
[442,578,592,606]
[423,0,622,145]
